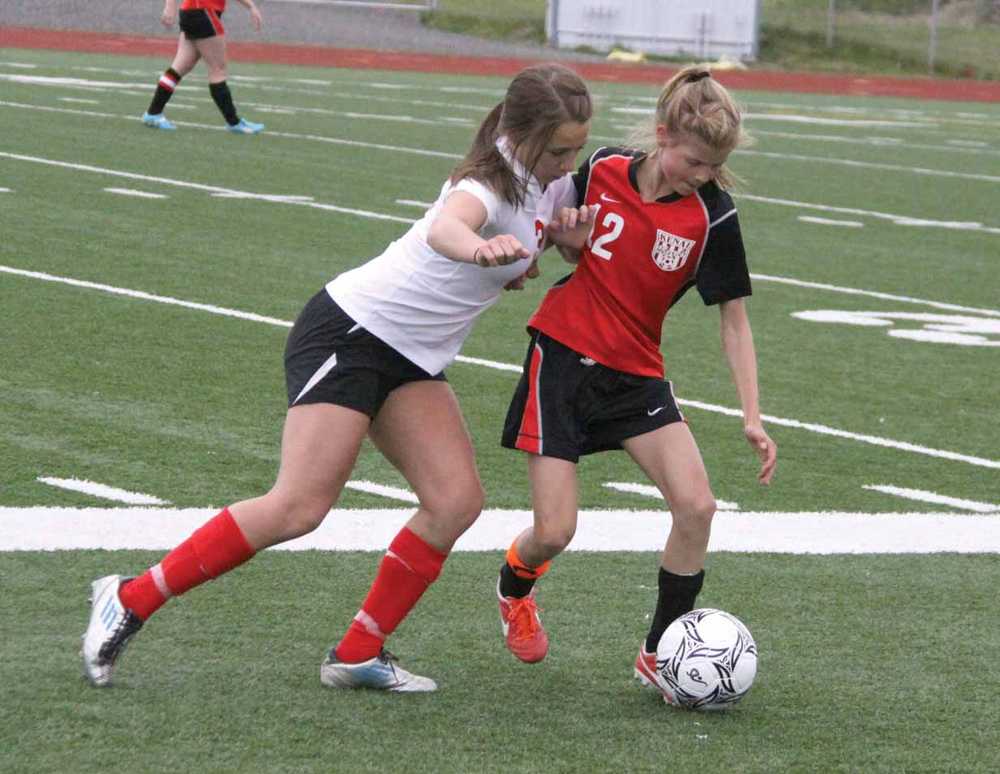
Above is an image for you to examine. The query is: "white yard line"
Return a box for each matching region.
[103,187,168,199]
[36,477,169,505]
[0,150,414,223]
[863,485,999,513]
[2,263,998,472]
[0,100,465,159]
[797,216,864,228]
[740,192,1000,235]
[737,148,1000,184]
[750,273,1000,317]
[3,507,999,553]
[344,480,419,504]
[603,482,739,511]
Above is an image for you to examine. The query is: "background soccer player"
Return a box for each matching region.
[142,0,265,134]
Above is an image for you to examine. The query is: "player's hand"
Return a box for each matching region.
[503,259,539,291]
[546,205,594,250]
[744,424,776,485]
[473,235,530,268]
[249,4,263,31]
[160,2,177,27]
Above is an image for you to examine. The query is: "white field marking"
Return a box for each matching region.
[36,477,169,506]
[679,396,1000,470]
[740,194,1000,237]
[863,485,999,513]
[344,480,419,504]
[58,97,100,105]
[0,74,154,90]
[396,199,433,209]
[751,273,1000,318]
[212,192,315,202]
[3,264,999,471]
[0,265,294,327]
[452,354,524,373]
[611,106,927,128]
[745,113,928,128]
[797,216,864,228]
[0,102,464,160]
[248,106,295,115]
[0,62,39,69]
[0,188,10,193]
[737,148,1000,185]
[103,187,168,199]
[792,310,1000,346]
[948,139,990,148]
[4,507,1000,553]
[750,129,1000,158]
[0,151,414,223]
[603,482,738,511]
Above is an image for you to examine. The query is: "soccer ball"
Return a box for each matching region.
[656,608,758,710]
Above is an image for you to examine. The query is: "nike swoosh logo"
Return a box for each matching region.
[647,407,665,416]
[600,192,621,203]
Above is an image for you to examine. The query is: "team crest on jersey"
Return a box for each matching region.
[651,229,695,272]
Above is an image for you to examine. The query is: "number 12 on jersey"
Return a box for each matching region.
[586,203,624,261]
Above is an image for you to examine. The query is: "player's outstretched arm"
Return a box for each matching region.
[428,191,530,267]
[234,0,263,30]
[719,298,777,485]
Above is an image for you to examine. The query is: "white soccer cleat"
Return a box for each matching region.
[81,575,143,687]
[320,649,437,692]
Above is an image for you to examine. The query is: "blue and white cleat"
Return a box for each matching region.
[320,649,437,692]
[81,574,143,687]
[226,118,264,135]
[141,112,176,130]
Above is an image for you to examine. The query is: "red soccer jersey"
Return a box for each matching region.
[529,147,751,378]
[181,0,226,11]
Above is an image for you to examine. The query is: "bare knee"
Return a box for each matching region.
[420,481,485,535]
[670,495,716,540]
[532,521,576,557]
[271,491,335,540]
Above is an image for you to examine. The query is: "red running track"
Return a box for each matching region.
[2,25,999,102]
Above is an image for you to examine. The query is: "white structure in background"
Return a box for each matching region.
[546,0,761,60]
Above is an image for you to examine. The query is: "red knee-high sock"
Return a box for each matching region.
[119,507,255,621]
[335,527,447,663]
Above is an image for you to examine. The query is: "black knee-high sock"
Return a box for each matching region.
[147,68,181,115]
[209,81,239,126]
[644,567,705,653]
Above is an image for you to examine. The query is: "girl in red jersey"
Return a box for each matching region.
[142,0,264,134]
[494,65,777,703]
[82,64,592,692]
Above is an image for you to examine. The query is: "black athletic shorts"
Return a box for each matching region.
[179,9,224,39]
[284,289,446,418]
[501,330,684,463]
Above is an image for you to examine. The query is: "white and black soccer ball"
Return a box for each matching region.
[656,608,758,711]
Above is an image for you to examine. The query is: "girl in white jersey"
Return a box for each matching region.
[82,64,592,692]
[493,66,777,705]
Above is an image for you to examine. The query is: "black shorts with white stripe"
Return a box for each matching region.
[179,9,224,40]
[284,289,445,417]
[501,330,684,463]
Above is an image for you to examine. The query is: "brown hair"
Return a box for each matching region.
[451,64,592,208]
[629,64,746,189]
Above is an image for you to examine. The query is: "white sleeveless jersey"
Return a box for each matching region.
[326,159,575,375]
